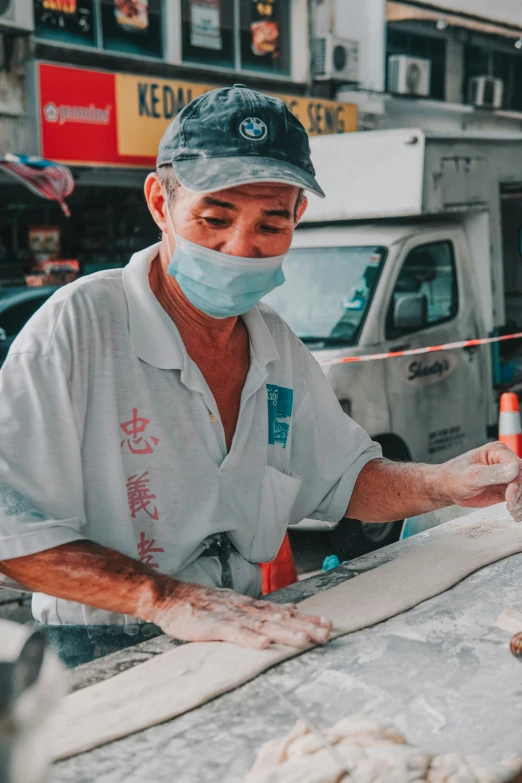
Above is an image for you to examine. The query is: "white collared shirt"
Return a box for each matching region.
[0,244,381,625]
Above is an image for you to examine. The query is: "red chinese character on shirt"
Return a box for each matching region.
[120,408,160,455]
[137,532,164,570]
[126,471,159,521]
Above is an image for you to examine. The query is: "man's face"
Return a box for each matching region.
[145,175,307,260]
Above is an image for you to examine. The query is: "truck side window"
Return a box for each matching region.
[386,240,458,339]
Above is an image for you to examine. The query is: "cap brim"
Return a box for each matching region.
[171,155,325,199]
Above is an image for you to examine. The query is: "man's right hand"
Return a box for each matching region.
[146,581,332,650]
[0,541,332,650]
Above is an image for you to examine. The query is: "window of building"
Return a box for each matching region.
[465,45,522,112]
[239,0,290,75]
[34,0,98,48]
[100,0,163,57]
[513,56,522,113]
[386,241,458,339]
[386,28,446,100]
[181,0,291,76]
[181,0,235,69]
[33,0,164,59]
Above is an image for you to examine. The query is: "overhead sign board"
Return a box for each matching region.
[37,63,357,168]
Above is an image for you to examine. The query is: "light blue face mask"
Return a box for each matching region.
[164,209,286,319]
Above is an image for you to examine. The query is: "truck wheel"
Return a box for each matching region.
[327,518,403,562]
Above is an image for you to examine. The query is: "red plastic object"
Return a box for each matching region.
[260,533,298,595]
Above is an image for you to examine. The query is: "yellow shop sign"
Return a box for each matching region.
[275,93,356,136]
[115,74,357,159]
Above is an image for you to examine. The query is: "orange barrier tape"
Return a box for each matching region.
[319,332,522,366]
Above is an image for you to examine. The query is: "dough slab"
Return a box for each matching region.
[51,506,522,760]
[245,716,521,782]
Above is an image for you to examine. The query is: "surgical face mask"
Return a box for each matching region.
[164,206,286,319]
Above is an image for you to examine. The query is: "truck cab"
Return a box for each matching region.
[265,220,490,465]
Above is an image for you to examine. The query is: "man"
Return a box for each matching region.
[0,86,521,662]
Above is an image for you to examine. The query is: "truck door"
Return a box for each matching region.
[383,232,487,463]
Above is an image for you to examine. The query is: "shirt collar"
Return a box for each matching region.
[123,243,186,370]
[242,306,280,368]
[123,244,280,371]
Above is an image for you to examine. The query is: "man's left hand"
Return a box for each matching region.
[436,442,522,521]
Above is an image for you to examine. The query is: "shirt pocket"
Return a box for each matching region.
[249,466,302,564]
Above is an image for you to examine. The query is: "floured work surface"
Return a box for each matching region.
[52,505,522,774]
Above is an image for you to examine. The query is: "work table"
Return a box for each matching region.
[52,508,522,782]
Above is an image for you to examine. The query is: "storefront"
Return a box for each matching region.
[0,59,356,283]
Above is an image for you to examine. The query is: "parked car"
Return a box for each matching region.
[0,287,59,366]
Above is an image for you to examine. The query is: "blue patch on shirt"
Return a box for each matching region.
[0,484,47,519]
[267,385,294,448]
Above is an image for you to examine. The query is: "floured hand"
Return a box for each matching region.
[143,580,332,650]
[434,441,522,522]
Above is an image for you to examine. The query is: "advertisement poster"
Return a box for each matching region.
[103,0,161,57]
[34,0,97,47]
[41,0,77,10]
[28,226,61,265]
[114,0,149,32]
[190,0,222,50]
[251,0,279,58]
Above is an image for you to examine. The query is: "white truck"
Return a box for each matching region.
[264,129,522,556]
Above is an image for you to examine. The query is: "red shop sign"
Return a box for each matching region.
[37,62,155,168]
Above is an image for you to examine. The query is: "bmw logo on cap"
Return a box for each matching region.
[239,117,267,141]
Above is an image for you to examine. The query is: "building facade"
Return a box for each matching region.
[3,1,521,284]
[327,0,522,133]
[0,0,356,283]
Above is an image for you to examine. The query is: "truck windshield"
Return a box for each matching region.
[263,245,387,347]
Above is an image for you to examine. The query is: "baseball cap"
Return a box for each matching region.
[157,84,325,199]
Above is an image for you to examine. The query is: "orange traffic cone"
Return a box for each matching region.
[260,533,298,595]
[499,392,522,457]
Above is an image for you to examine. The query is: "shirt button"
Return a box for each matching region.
[209,413,218,423]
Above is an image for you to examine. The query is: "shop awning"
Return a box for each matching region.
[386,2,522,39]
[0,155,74,217]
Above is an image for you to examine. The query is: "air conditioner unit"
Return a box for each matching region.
[388,55,431,97]
[0,0,34,33]
[313,35,359,83]
[468,76,503,109]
